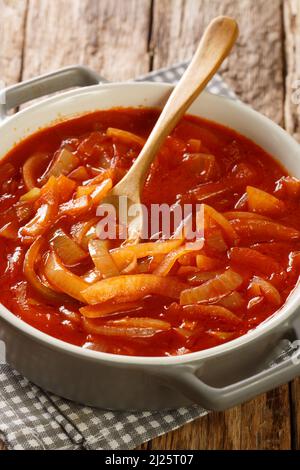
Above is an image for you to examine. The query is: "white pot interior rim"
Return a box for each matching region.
[0,81,299,367]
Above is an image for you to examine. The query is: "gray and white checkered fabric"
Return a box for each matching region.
[135,60,236,99]
[0,62,270,451]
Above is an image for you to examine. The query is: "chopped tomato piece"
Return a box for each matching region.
[56,175,76,202]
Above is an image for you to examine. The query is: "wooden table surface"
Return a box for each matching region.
[0,0,299,450]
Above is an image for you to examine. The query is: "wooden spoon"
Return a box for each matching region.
[102,16,239,241]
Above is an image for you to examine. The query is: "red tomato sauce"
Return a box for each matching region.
[0,107,299,357]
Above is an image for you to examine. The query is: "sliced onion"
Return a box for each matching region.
[230,219,300,242]
[216,291,245,310]
[51,228,88,266]
[19,187,41,203]
[121,255,137,274]
[22,153,49,190]
[82,274,187,305]
[187,270,224,285]
[0,220,19,240]
[223,211,270,221]
[44,251,89,302]
[154,244,200,277]
[59,195,91,217]
[228,247,280,276]
[248,276,281,306]
[19,176,58,238]
[89,178,113,206]
[202,204,238,245]
[42,148,79,181]
[110,239,183,270]
[106,127,145,147]
[180,268,243,305]
[80,301,143,318]
[71,217,99,249]
[81,268,102,284]
[83,317,170,337]
[208,330,234,340]
[247,186,285,216]
[68,165,89,182]
[196,254,221,271]
[182,304,242,324]
[88,239,119,278]
[24,238,67,302]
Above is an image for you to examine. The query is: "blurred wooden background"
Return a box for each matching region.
[0,0,299,450]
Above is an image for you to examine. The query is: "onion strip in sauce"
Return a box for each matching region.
[24,237,68,302]
[82,274,187,305]
[44,251,89,302]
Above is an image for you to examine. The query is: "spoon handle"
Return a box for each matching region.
[116,16,238,197]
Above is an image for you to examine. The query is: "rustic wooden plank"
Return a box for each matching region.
[284,0,300,140]
[284,0,300,450]
[148,0,291,450]
[22,0,152,81]
[0,0,28,85]
[148,408,241,450]
[151,0,284,124]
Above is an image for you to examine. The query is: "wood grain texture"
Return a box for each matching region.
[0,0,28,85]
[147,408,241,450]
[151,0,285,124]
[22,0,151,81]
[284,0,300,139]
[284,0,300,450]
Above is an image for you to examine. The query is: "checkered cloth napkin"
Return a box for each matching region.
[0,63,248,450]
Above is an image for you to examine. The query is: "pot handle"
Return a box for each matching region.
[0,65,106,119]
[165,346,300,411]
